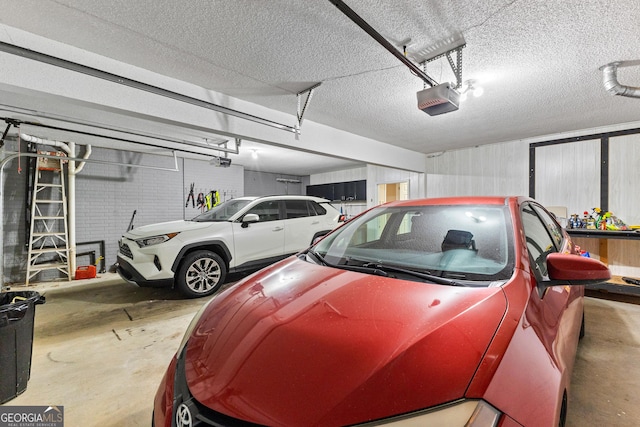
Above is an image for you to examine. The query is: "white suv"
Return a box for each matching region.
[116,195,343,297]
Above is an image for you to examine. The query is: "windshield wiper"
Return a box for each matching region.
[361,262,466,287]
[307,249,328,266]
[306,250,389,277]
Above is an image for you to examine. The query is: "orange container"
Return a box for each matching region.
[75,265,96,280]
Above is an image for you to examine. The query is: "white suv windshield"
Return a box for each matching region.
[312,204,514,284]
[192,199,252,222]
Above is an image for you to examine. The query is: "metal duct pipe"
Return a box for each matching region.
[600,60,640,98]
[20,133,71,153]
[68,141,77,276]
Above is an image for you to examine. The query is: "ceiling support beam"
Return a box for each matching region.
[295,82,321,139]
[1,116,231,158]
[0,105,243,155]
[0,41,298,134]
[328,0,438,87]
[419,37,465,89]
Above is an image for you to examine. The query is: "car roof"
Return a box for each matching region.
[234,195,331,203]
[382,196,513,207]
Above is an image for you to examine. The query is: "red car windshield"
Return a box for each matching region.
[312,204,515,285]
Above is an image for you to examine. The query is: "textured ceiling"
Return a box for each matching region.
[1,0,640,173]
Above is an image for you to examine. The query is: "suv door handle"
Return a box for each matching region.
[311,220,320,225]
[272,227,284,232]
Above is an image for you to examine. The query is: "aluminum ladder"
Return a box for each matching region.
[25,154,71,284]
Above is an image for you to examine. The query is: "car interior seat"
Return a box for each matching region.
[441,229,477,252]
[411,214,429,235]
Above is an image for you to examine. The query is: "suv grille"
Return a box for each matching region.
[119,241,133,259]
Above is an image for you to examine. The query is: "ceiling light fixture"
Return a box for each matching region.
[251,149,258,159]
[459,79,484,102]
[426,151,445,158]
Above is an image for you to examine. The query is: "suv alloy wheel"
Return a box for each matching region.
[176,250,227,298]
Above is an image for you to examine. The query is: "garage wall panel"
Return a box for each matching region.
[605,134,640,278]
[367,165,424,204]
[244,170,307,196]
[426,141,529,197]
[534,140,600,217]
[530,131,640,278]
[75,147,185,272]
[609,133,640,225]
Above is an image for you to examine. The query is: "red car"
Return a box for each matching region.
[154,196,610,427]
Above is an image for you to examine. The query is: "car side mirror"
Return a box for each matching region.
[312,234,327,245]
[545,253,611,287]
[241,213,260,228]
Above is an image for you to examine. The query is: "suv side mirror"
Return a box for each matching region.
[241,213,260,228]
[545,253,611,287]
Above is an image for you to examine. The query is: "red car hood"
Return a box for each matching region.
[185,257,508,426]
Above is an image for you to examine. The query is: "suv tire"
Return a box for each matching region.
[176,250,227,298]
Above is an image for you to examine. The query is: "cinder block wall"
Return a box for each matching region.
[244,170,308,196]
[73,148,187,277]
[2,142,245,284]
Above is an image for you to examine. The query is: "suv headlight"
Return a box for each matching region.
[135,232,179,247]
[357,400,501,427]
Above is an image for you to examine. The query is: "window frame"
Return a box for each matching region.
[284,199,312,219]
[244,200,283,222]
[521,202,566,293]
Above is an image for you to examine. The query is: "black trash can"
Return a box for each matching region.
[0,291,45,404]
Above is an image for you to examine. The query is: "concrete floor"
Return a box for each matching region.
[2,275,640,426]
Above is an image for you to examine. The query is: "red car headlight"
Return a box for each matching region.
[356,400,501,426]
[176,295,217,357]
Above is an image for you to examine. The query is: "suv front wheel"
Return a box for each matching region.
[176,250,227,298]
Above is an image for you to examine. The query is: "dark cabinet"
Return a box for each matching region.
[306,183,334,200]
[355,180,366,200]
[306,180,366,201]
[333,182,345,200]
